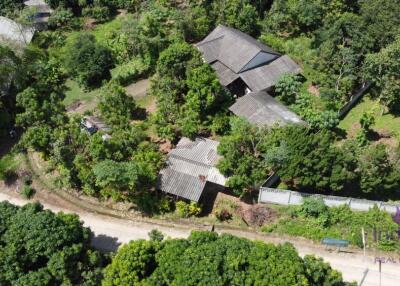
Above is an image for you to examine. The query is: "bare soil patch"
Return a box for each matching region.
[125,79,151,98]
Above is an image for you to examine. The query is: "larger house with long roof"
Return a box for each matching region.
[196,25,303,127]
[158,137,226,202]
[196,25,302,95]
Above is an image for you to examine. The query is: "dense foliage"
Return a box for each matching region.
[264,198,400,251]
[63,33,114,88]
[218,120,400,198]
[152,42,232,139]
[0,202,106,285]
[103,231,353,286]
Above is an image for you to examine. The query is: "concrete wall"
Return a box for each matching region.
[258,187,399,214]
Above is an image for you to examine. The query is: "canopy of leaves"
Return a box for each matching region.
[64,33,114,88]
[363,37,400,112]
[103,231,351,286]
[0,202,106,286]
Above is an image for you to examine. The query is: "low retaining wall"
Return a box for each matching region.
[258,187,399,214]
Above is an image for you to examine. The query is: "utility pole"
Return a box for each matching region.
[379,260,382,286]
[361,227,366,257]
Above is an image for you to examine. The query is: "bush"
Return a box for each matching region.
[82,6,110,23]
[48,8,75,29]
[111,57,151,86]
[148,229,164,242]
[215,208,232,222]
[22,174,32,185]
[175,201,201,218]
[299,197,328,218]
[21,185,35,199]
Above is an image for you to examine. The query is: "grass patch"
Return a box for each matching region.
[263,203,400,252]
[339,96,400,137]
[64,79,98,107]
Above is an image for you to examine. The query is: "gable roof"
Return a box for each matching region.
[197,25,280,74]
[0,16,35,45]
[229,91,304,126]
[24,0,52,13]
[240,55,302,91]
[158,137,226,202]
[196,25,302,92]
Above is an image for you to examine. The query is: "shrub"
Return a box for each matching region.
[215,208,232,222]
[299,197,328,218]
[21,185,35,199]
[175,201,201,218]
[148,229,164,242]
[275,73,302,105]
[111,57,151,86]
[82,6,110,23]
[48,8,75,29]
[22,174,32,185]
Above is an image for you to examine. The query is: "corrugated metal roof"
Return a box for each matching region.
[0,17,35,45]
[211,61,240,86]
[196,26,301,93]
[229,91,304,126]
[197,25,279,73]
[158,137,227,202]
[240,55,302,91]
[24,0,52,13]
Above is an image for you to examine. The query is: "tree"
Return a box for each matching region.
[102,231,352,286]
[98,82,138,128]
[358,144,400,196]
[275,73,302,105]
[363,38,400,112]
[179,64,231,138]
[313,12,373,97]
[64,33,114,88]
[266,126,355,192]
[0,202,106,286]
[0,0,24,17]
[217,118,271,195]
[214,0,260,36]
[102,240,158,286]
[359,0,400,51]
[152,42,203,139]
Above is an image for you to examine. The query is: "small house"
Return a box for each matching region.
[158,137,227,203]
[0,16,35,46]
[24,0,53,29]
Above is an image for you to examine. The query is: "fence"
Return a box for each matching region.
[258,187,399,214]
[338,81,372,119]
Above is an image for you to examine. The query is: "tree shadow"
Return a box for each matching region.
[133,107,148,121]
[91,233,121,252]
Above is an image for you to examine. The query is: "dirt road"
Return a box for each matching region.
[1,191,399,286]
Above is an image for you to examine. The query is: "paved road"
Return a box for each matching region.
[1,192,399,286]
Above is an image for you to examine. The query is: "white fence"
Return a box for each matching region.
[258,187,400,214]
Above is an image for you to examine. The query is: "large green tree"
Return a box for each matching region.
[64,33,114,88]
[103,231,353,286]
[363,37,400,112]
[0,202,106,286]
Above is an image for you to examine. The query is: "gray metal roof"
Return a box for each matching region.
[240,55,302,91]
[196,26,302,92]
[211,61,239,86]
[24,0,52,13]
[0,17,35,45]
[229,91,304,126]
[158,137,226,202]
[197,25,279,74]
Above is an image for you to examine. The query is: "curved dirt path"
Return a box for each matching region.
[0,190,399,286]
